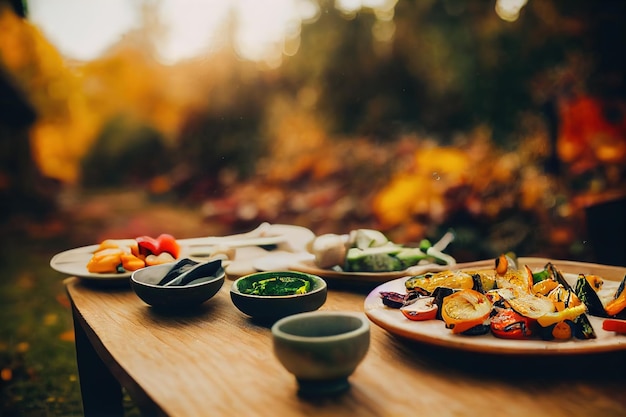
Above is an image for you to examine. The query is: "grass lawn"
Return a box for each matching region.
[0,234,140,417]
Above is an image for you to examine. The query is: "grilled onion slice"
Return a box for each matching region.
[504,293,555,319]
[441,289,492,334]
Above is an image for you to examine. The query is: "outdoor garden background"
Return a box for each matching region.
[1,0,625,415]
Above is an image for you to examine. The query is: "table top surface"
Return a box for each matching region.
[65,254,626,417]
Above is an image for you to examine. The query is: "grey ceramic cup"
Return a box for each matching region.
[271,311,370,396]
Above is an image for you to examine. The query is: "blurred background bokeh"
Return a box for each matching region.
[1,0,625,415]
[2,0,626,259]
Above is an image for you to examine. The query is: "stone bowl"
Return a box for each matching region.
[271,311,370,396]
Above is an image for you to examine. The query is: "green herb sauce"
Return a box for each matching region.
[242,277,310,296]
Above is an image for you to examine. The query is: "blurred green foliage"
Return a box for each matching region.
[82,115,173,187]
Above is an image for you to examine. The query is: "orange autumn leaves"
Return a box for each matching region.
[0,6,194,184]
[557,96,626,175]
[0,5,98,183]
[372,96,626,231]
[372,138,560,231]
[373,146,470,227]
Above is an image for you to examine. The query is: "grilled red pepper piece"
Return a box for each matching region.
[490,309,534,339]
[602,318,626,334]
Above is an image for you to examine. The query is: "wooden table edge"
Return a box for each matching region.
[66,277,166,417]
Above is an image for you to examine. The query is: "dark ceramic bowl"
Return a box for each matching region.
[230,271,327,321]
[131,259,225,309]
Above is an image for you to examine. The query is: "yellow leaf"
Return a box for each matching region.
[44,313,58,326]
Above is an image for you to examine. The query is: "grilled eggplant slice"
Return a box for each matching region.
[572,312,597,339]
[432,286,456,320]
[546,262,573,290]
[574,274,609,318]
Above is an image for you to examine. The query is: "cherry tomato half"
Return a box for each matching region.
[401,297,438,321]
[490,309,534,339]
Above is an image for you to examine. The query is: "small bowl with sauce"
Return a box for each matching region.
[230,271,327,322]
[271,311,370,396]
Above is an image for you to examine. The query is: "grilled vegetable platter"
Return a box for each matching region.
[364,255,626,354]
[290,229,458,285]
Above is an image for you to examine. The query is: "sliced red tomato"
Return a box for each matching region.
[136,236,160,256]
[401,297,438,321]
[490,309,534,339]
[157,234,181,258]
[602,318,626,334]
[135,234,180,259]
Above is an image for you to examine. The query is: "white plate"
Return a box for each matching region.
[50,244,135,282]
[50,224,315,282]
[364,258,626,355]
[253,252,315,272]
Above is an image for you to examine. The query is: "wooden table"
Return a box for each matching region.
[65,263,626,417]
